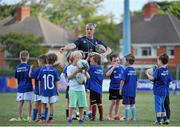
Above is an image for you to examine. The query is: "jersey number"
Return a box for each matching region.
[43,74,55,90]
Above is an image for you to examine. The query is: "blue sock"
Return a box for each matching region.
[32,108,38,121]
[124,108,129,119]
[163,116,167,121]
[156,116,162,123]
[45,107,48,120]
[41,112,45,120]
[131,107,136,120]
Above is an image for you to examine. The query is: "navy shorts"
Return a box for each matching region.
[122,96,135,105]
[90,90,102,105]
[109,89,122,100]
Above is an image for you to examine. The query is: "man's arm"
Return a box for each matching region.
[103,47,112,56]
[60,43,76,53]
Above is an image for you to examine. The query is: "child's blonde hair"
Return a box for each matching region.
[19,50,29,62]
[70,50,82,62]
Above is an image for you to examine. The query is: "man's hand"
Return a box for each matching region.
[60,47,66,53]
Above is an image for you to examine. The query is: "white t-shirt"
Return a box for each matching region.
[67,64,85,91]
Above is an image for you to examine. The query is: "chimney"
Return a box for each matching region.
[16,6,30,21]
[143,2,159,19]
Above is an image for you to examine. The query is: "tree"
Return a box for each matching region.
[0,33,46,67]
[95,23,121,52]
[157,1,180,19]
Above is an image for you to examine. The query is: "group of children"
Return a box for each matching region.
[14,50,172,125]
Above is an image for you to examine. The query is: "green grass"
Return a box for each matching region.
[0,92,180,126]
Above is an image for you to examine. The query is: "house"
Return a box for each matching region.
[0,6,77,66]
[118,2,180,67]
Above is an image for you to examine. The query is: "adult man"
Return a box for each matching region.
[60,23,112,58]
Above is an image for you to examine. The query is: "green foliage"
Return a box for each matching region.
[0,67,14,77]
[0,4,18,20]
[95,23,121,52]
[0,0,120,53]
[157,1,180,19]
[0,33,46,67]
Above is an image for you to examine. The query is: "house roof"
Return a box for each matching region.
[118,14,180,45]
[0,16,76,47]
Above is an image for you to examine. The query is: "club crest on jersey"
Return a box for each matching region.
[83,40,86,43]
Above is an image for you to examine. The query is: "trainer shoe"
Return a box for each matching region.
[78,119,84,124]
[107,115,114,120]
[67,118,72,124]
[27,116,32,122]
[113,115,120,120]
[16,117,23,122]
[162,119,169,125]
[153,121,163,125]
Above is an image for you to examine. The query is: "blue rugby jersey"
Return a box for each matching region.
[15,63,33,93]
[87,65,104,94]
[108,65,124,90]
[153,66,173,96]
[121,66,137,97]
[37,66,60,97]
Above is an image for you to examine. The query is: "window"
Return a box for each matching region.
[167,47,174,57]
[142,47,151,56]
[135,46,156,58]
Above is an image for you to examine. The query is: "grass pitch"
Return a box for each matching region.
[0,92,180,126]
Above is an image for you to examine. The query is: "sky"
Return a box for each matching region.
[1,0,178,23]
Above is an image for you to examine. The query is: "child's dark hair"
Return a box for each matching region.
[110,53,119,61]
[38,54,47,64]
[159,53,169,65]
[92,53,101,65]
[20,50,29,62]
[46,53,57,65]
[125,53,135,65]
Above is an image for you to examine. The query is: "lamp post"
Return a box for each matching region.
[122,0,131,56]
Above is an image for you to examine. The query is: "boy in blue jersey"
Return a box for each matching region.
[120,54,137,121]
[30,55,47,122]
[15,50,33,122]
[87,53,104,121]
[145,54,173,125]
[37,53,60,123]
[106,54,124,120]
[66,51,89,124]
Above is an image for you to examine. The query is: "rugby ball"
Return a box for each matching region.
[146,65,157,75]
[77,59,89,70]
[95,44,106,54]
[76,73,87,84]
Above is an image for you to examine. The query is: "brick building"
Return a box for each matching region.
[118,2,180,67]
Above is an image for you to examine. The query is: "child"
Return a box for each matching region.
[106,54,124,120]
[66,50,89,124]
[146,64,171,122]
[87,53,104,121]
[15,50,33,122]
[145,54,172,125]
[37,53,60,123]
[120,54,137,121]
[30,55,47,122]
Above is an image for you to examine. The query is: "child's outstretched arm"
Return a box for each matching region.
[145,70,154,81]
